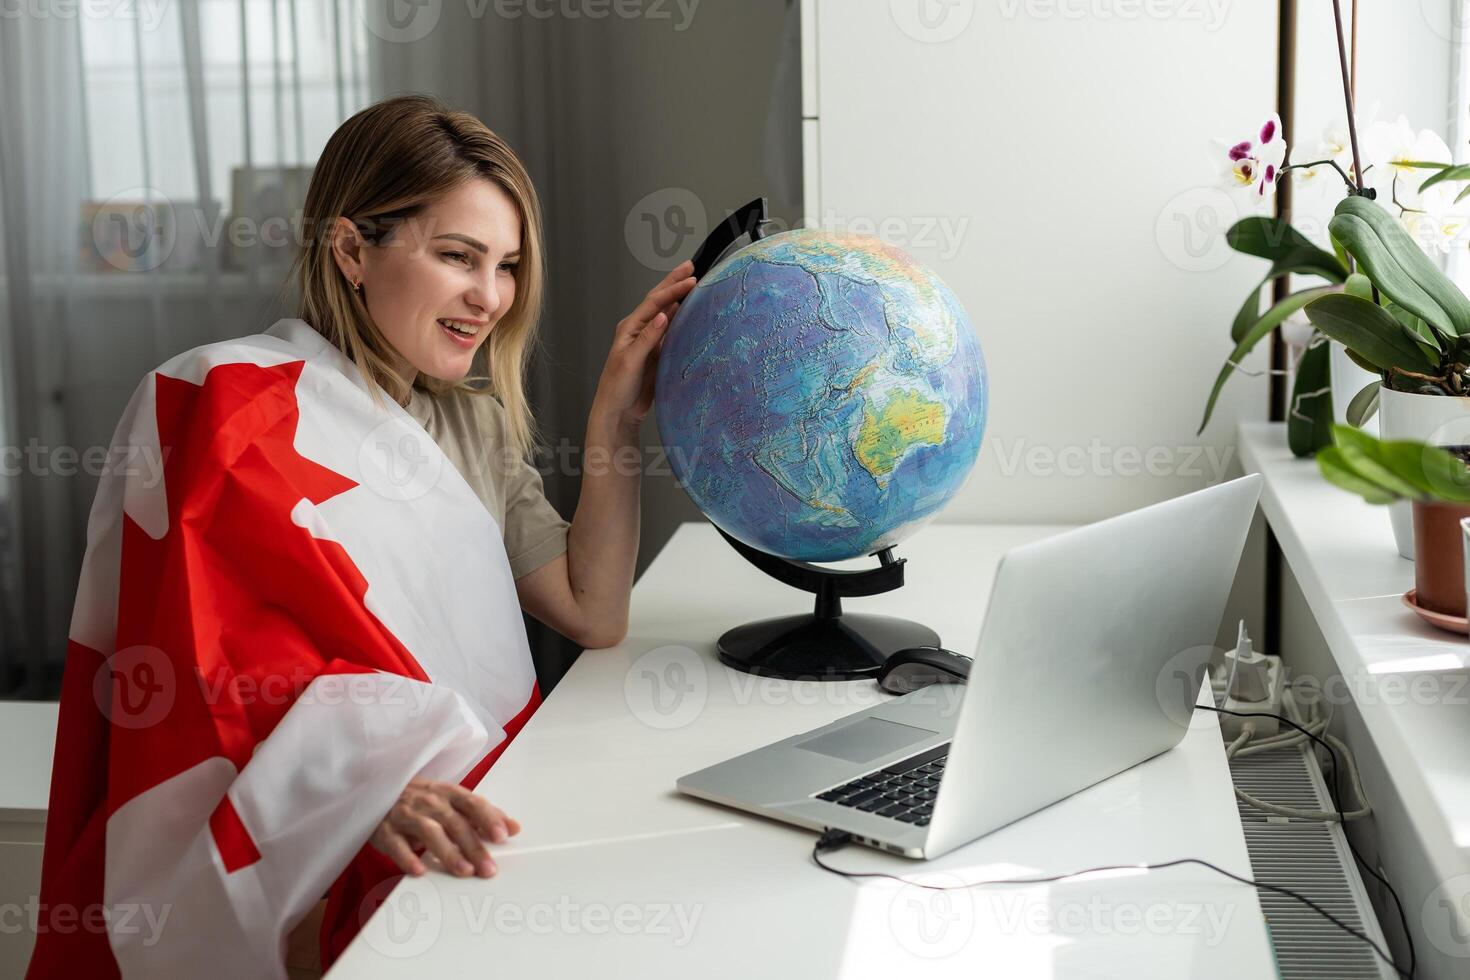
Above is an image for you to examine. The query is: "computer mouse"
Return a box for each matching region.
[876,646,972,694]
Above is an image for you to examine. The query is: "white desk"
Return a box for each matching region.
[331,522,1275,978]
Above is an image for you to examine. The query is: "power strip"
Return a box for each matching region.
[1210,621,1286,739]
[1212,661,1286,738]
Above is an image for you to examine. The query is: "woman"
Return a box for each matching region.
[29,94,695,980]
[295,92,695,972]
[306,95,692,871]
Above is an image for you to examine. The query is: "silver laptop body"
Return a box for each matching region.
[675,474,1262,859]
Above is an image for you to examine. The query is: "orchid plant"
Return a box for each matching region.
[1196,110,1470,457]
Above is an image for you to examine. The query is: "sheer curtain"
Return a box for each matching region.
[0,1,371,697]
[0,1,798,699]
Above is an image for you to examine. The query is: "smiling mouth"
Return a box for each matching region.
[437,318,481,337]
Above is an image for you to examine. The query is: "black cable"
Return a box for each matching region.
[806,704,1415,979]
[811,843,1405,977]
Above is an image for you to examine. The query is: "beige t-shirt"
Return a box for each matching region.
[404,384,570,580]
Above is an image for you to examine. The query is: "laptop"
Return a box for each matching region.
[675,474,1262,859]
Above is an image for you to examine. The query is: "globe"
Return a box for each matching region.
[655,227,988,563]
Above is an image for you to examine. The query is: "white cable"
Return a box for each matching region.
[1221,640,1242,708]
[1225,678,1373,822]
[1226,725,1254,757]
[1232,697,1326,756]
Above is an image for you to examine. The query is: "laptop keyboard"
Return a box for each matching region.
[812,742,949,825]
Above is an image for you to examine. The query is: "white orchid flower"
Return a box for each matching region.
[1279,309,1315,351]
[1223,113,1287,198]
[1295,118,1360,193]
[1399,182,1470,254]
[1363,115,1452,204]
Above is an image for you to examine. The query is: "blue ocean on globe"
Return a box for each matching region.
[654,228,988,563]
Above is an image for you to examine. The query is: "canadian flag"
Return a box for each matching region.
[28,319,541,977]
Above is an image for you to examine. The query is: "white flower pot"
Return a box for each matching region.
[1378,386,1470,559]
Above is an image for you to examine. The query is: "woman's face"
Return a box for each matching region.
[355,179,522,385]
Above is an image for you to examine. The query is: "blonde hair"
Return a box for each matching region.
[292,93,547,461]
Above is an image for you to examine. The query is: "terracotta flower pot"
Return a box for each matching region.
[1411,500,1470,617]
[1380,387,1470,560]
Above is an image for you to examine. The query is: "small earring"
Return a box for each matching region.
[352,278,363,295]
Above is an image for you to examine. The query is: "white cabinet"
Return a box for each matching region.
[0,701,58,976]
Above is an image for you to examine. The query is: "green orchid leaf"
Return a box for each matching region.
[1335,443,1430,499]
[1288,339,1334,456]
[1384,301,1444,360]
[1422,447,1470,502]
[1385,301,1445,345]
[1419,163,1470,193]
[1316,446,1402,505]
[1231,284,1263,344]
[1228,216,1328,260]
[1227,217,1347,282]
[1304,293,1440,374]
[1345,272,1373,302]
[1343,346,1384,375]
[1271,253,1352,283]
[1330,230,1350,271]
[1329,196,1470,335]
[1198,286,1338,435]
[1330,424,1470,502]
[1345,381,1381,427]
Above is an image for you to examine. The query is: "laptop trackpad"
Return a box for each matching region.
[794,717,938,765]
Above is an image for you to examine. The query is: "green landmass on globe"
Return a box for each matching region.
[655,228,988,563]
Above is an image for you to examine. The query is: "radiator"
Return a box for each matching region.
[1229,744,1397,980]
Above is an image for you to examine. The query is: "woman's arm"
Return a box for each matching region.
[514,409,641,648]
[514,262,696,648]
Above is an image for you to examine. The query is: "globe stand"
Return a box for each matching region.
[713,527,940,681]
[689,197,941,679]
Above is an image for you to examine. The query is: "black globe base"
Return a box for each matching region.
[708,522,941,683]
[716,612,940,681]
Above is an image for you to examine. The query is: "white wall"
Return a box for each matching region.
[809,0,1278,526]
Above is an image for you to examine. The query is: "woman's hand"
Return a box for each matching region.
[369,777,521,878]
[591,260,698,429]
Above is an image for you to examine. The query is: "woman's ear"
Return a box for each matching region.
[329,216,367,284]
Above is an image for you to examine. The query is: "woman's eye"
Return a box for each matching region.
[443,251,471,265]
[498,262,519,274]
